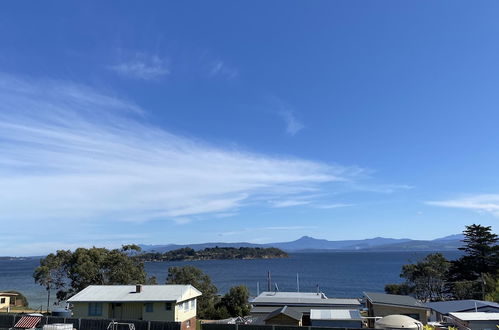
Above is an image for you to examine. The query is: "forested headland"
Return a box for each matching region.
[135,246,288,262]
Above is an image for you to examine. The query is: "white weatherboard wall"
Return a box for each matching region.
[0,296,10,309]
[175,299,196,322]
[142,302,175,321]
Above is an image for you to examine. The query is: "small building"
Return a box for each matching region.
[448,312,499,330]
[67,285,201,330]
[0,292,18,310]
[251,291,361,325]
[364,292,430,327]
[310,309,363,328]
[264,306,302,326]
[426,300,499,322]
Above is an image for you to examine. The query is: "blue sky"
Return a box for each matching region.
[1,1,499,255]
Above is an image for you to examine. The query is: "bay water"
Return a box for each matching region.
[0,251,460,309]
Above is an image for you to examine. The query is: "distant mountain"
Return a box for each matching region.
[365,239,462,251]
[140,234,463,253]
[434,234,464,241]
[269,236,413,251]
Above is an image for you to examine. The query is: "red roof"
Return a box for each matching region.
[14,316,41,329]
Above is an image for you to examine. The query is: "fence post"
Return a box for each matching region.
[272,326,275,330]
[12,314,16,328]
[235,323,239,330]
[148,321,151,330]
[78,318,81,330]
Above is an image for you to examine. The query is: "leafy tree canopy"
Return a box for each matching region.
[219,285,251,317]
[399,253,450,302]
[166,266,218,319]
[451,224,498,281]
[34,245,149,301]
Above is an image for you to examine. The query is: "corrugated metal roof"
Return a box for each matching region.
[14,316,41,329]
[364,292,428,309]
[450,312,499,321]
[265,306,303,321]
[251,306,337,315]
[252,292,361,307]
[425,300,499,314]
[67,285,201,303]
[310,309,362,321]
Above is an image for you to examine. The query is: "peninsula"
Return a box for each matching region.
[136,246,288,262]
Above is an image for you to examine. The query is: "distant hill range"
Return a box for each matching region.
[140,234,465,253]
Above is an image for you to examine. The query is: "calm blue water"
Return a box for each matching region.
[0,251,460,309]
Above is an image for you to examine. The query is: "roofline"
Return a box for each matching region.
[252,303,361,307]
[370,302,430,310]
[68,299,178,303]
[364,292,429,310]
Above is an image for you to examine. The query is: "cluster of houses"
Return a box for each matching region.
[4,286,499,330]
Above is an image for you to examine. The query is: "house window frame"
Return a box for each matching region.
[88,302,103,316]
[145,303,154,313]
[165,303,172,311]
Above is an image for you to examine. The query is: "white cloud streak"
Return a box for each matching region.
[209,60,238,80]
[110,52,169,80]
[427,194,499,216]
[0,74,359,224]
[279,110,304,136]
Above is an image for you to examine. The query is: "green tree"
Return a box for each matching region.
[166,266,218,319]
[448,224,498,299]
[34,246,149,301]
[450,224,498,280]
[219,285,251,317]
[33,250,70,308]
[399,253,450,302]
[384,283,414,295]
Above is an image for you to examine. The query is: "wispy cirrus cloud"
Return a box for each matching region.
[426,194,499,216]
[219,226,317,237]
[279,110,304,136]
[270,98,304,136]
[209,60,238,80]
[110,52,170,80]
[0,73,360,224]
[315,203,353,209]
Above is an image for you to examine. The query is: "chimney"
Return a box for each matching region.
[136,284,142,293]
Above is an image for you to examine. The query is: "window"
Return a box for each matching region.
[178,303,183,310]
[186,320,190,328]
[145,303,154,313]
[0,298,5,304]
[165,303,172,311]
[88,303,103,316]
[190,300,195,309]
[183,301,189,310]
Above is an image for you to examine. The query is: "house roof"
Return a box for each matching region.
[449,312,499,321]
[0,292,18,296]
[67,285,201,303]
[364,292,428,309]
[251,305,352,315]
[265,306,302,321]
[425,300,499,315]
[252,292,361,307]
[310,309,362,321]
